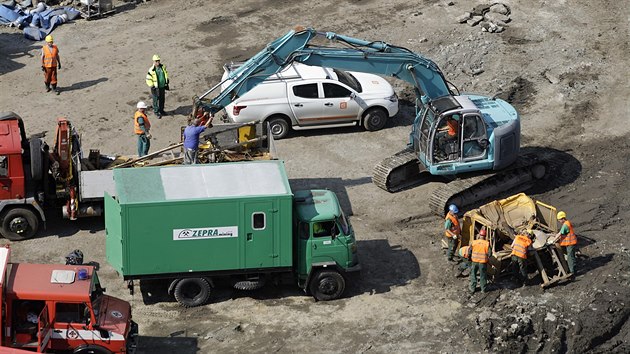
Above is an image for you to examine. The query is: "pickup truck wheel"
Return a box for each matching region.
[309,270,345,301]
[29,138,43,181]
[73,345,112,354]
[1,208,39,241]
[174,278,211,307]
[362,108,388,131]
[267,116,290,139]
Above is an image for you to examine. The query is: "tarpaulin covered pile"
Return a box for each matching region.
[0,0,80,40]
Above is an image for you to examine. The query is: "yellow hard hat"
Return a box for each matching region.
[45,35,53,43]
[557,211,567,220]
[152,54,161,61]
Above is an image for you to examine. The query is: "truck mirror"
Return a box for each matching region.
[350,92,357,100]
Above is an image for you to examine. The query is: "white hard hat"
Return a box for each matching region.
[137,101,148,109]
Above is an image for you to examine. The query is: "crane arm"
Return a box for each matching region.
[196,27,451,114]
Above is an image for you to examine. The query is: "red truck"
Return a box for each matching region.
[0,112,120,241]
[0,245,137,353]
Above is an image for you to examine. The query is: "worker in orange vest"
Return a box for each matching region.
[456,244,471,277]
[554,211,577,278]
[41,35,61,95]
[469,228,490,294]
[438,115,460,158]
[511,230,534,287]
[134,101,152,157]
[444,204,460,262]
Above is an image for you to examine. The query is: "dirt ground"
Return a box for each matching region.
[1,0,630,352]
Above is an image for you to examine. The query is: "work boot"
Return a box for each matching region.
[46,84,51,92]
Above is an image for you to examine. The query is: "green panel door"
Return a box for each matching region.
[311,221,348,265]
[244,201,275,268]
[104,193,123,273]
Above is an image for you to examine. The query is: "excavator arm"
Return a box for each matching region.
[195,26,451,115]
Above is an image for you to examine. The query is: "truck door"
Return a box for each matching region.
[0,155,12,200]
[319,82,361,124]
[310,221,348,265]
[244,202,275,268]
[288,82,323,126]
[37,305,52,352]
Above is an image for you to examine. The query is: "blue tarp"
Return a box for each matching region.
[0,2,80,41]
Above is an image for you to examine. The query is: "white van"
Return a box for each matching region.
[220,62,399,139]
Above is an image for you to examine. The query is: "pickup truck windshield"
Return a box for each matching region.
[337,209,351,235]
[334,69,362,93]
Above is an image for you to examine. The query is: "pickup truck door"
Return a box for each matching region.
[319,82,361,124]
[287,82,323,126]
[37,305,53,351]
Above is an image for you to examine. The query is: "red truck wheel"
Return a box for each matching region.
[73,344,112,354]
[1,208,39,241]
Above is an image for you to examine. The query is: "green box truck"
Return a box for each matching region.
[105,160,360,307]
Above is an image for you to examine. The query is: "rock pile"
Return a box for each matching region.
[457,3,511,33]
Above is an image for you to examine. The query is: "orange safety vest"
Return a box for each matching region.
[458,245,471,259]
[134,111,150,135]
[559,220,577,246]
[444,213,460,238]
[511,234,532,259]
[42,44,59,68]
[471,239,489,264]
[447,119,458,137]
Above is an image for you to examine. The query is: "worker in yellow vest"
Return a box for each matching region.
[554,211,577,279]
[469,228,490,294]
[444,204,460,262]
[511,230,534,287]
[146,54,169,119]
[41,35,61,94]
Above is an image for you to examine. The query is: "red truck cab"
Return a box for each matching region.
[0,246,137,353]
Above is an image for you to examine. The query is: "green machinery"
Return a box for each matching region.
[105,160,359,307]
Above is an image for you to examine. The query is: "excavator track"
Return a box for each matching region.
[428,148,568,216]
[372,147,428,192]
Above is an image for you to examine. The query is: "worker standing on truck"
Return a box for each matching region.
[146,54,169,119]
[183,116,213,164]
[134,101,152,157]
[554,211,577,279]
[511,230,534,287]
[444,204,461,262]
[469,229,490,294]
[41,35,61,95]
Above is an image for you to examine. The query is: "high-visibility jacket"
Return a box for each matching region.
[458,246,471,259]
[471,239,489,263]
[134,111,150,135]
[447,119,458,137]
[42,44,59,68]
[559,220,577,246]
[511,234,532,259]
[146,64,169,88]
[444,213,460,238]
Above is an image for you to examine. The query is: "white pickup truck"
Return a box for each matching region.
[220,62,399,139]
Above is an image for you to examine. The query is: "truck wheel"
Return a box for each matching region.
[73,345,113,354]
[267,116,290,139]
[362,108,388,131]
[233,277,266,291]
[309,270,345,301]
[30,138,43,181]
[173,278,211,307]
[1,208,39,241]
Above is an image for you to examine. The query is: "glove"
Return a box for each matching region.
[146,133,152,140]
[41,66,45,72]
[58,64,61,70]
[150,87,157,94]
[453,235,458,239]
[164,84,170,91]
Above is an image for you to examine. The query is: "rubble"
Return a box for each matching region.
[457,2,511,33]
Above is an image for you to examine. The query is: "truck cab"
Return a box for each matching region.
[0,246,137,353]
[293,189,360,300]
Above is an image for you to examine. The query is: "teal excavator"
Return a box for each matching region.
[194,26,558,215]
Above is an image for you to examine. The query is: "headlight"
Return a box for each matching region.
[386,93,398,103]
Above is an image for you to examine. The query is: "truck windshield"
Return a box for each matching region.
[90,273,104,322]
[336,209,351,235]
[334,69,362,93]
